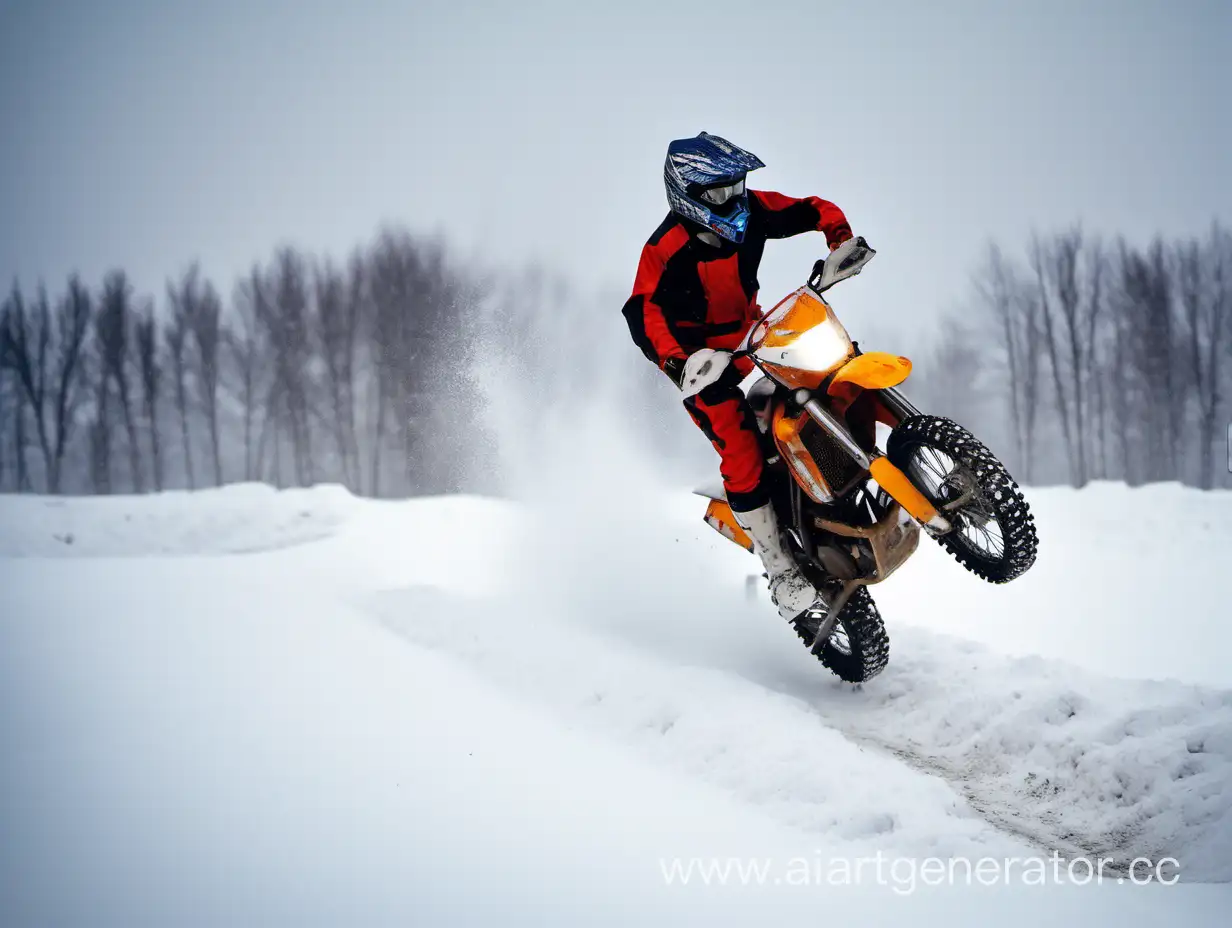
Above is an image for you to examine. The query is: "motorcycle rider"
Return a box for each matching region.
[622,132,854,621]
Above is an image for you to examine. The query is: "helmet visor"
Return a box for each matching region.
[698,178,745,206]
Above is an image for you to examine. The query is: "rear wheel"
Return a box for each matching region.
[792,586,889,683]
[887,415,1037,583]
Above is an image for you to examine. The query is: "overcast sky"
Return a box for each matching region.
[2,0,1228,341]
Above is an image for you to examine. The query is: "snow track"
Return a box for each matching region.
[3,482,1231,925]
[369,585,1035,863]
[367,583,1232,880]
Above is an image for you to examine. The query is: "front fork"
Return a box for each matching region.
[877,385,923,423]
[793,386,952,535]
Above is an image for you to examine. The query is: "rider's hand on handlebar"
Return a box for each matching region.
[665,349,733,398]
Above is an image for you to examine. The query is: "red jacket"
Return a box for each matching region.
[622,190,851,368]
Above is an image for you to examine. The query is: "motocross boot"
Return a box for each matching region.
[734,502,822,621]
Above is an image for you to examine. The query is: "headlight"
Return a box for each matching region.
[763,316,853,374]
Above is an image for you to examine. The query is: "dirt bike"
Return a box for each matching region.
[698,237,1038,684]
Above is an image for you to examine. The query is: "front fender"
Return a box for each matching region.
[828,352,913,393]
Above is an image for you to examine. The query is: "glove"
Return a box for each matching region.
[664,349,733,398]
[811,236,876,293]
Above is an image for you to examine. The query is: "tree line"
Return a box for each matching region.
[3,221,1228,498]
[915,223,1231,490]
[0,229,485,497]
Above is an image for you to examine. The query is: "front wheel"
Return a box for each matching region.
[887,415,1037,583]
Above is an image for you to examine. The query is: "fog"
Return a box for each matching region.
[3,0,1229,343]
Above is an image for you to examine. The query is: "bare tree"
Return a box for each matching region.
[0,284,50,490]
[0,278,91,492]
[87,357,112,494]
[343,253,369,488]
[1176,223,1231,489]
[1090,330,1110,480]
[14,392,30,491]
[971,231,1209,487]
[1106,315,1136,484]
[0,370,8,489]
[135,304,164,491]
[314,254,366,490]
[1114,238,1182,482]
[368,231,416,496]
[165,276,196,489]
[974,245,1042,480]
[0,369,31,492]
[229,267,268,482]
[52,279,93,491]
[1030,229,1105,486]
[187,269,225,486]
[366,230,462,496]
[258,248,315,487]
[97,271,145,492]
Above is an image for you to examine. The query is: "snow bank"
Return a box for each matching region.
[788,629,1232,881]
[0,482,358,557]
[871,481,1232,688]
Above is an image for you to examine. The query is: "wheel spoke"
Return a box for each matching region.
[907,443,1005,562]
[960,509,1004,559]
[907,449,950,497]
[917,448,952,488]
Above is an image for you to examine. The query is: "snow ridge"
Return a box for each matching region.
[368,583,1232,880]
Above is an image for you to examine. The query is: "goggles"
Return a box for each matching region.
[698,178,745,206]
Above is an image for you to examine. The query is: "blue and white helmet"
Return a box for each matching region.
[664,131,765,243]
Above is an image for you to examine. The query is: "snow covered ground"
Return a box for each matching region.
[2,476,1231,925]
[0,482,359,558]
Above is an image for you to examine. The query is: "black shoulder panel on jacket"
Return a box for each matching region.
[647,214,680,247]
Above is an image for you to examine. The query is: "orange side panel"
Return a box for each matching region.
[772,405,834,503]
[704,499,755,553]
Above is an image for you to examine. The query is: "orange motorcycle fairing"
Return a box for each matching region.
[703,499,754,552]
[772,403,836,503]
[826,352,914,418]
[748,287,855,391]
[749,287,833,350]
[762,360,826,393]
[827,352,912,392]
